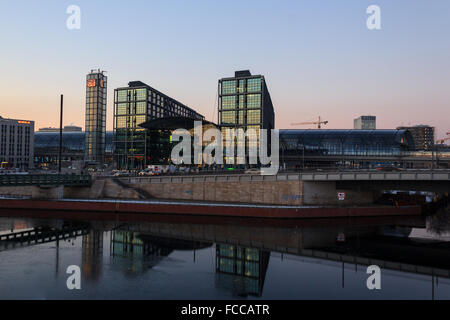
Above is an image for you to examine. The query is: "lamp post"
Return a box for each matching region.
[59,94,63,174]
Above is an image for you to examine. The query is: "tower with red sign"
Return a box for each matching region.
[85,69,107,164]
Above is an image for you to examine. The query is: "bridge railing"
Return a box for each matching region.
[0,174,92,187]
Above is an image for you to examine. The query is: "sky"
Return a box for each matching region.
[0,0,449,138]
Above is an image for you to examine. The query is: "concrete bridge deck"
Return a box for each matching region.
[109,170,450,184]
[110,170,450,198]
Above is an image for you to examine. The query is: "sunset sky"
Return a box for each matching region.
[0,0,449,138]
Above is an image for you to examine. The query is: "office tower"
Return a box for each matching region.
[218,70,275,164]
[0,116,34,169]
[354,116,376,130]
[114,81,204,169]
[85,69,107,164]
[397,125,435,151]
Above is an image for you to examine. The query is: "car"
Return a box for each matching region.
[376,166,404,172]
[244,168,261,174]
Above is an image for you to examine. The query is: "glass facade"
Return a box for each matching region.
[85,70,107,164]
[218,71,275,166]
[279,129,415,169]
[216,244,270,297]
[34,132,114,165]
[114,81,204,170]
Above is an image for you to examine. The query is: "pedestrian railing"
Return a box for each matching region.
[0,174,92,187]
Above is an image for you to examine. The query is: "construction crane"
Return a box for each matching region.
[436,132,450,144]
[291,116,329,129]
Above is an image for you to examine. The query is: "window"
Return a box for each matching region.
[238,95,245,109]
[222,80,236,94]
[221,96,236,110]
[247,78,261,92]
[247,94,261,109]
[116,116,127,129]
[117,90,128,102]
[247,109,260,124]
[221,111,236,124]
[135,115,146,126]
[116,103,127,115]
[136,89,146,101]
[238,111,245,124]
[237,80,245,93]
[136,102,146,114]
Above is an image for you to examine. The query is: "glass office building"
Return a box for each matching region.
[139,117,220,165]
[218,70,275,165]
[114,81,204,170]
[34,132,114,166]
[85,70,107,164]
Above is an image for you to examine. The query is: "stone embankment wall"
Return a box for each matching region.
[0,186,34,197]
[133,179,304,205]
[1,177,375,206]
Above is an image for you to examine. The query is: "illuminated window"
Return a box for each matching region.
[117,90,128,102]
[238,95,245,109]
[135,115,146,126]
[136,102,146,114]
[222,80,236,94]
[247,78,261,92]
[221,111,236,124]
[117,103,127,115]
[221,96,236,110]
[247,110,260,124]
[237,80,245,93]
[247,94,261,109]
[136,89,146,101]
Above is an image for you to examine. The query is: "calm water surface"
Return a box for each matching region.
[1,208,450,300]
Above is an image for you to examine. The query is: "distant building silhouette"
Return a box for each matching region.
[354,116,376,130]
[397,125,435,151]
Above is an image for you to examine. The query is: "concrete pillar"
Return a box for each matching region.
[302,181,374,206]
[303,181,338,205]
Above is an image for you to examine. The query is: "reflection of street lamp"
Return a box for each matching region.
[302,145,305,170]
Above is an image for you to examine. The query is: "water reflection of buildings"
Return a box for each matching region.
[215,244,270,297]
[111,231,172,276]
[111,230,212,276]
[82,230,104,282]
[3,214,450,299]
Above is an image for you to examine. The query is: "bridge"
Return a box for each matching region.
[0,226,89,252]
[113,169,450,183]
[0,174,91,187]
[108,170,450,206]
